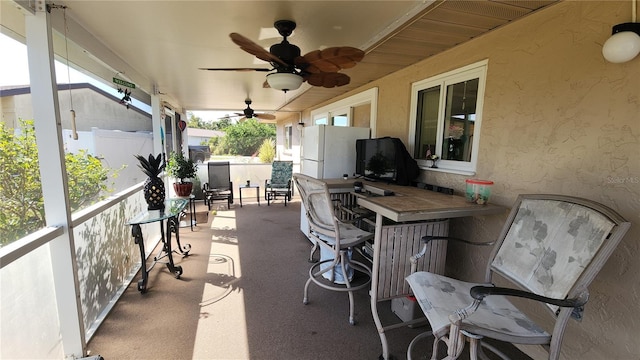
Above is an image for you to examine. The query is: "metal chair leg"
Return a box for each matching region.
[303,277,312,305]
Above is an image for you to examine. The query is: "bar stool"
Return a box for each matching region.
[293,173,373,325]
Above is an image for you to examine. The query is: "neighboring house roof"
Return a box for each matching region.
[0,82,150,117]
[188,128,224,138]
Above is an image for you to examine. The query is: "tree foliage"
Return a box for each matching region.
[211,116,233,131]
[186,112,233,131]
[0,120,43,244]
[186,112,214,130]
[186,112,276,158]
[65,149,112,209]
[222,119,276,156]
[0,119,115,246]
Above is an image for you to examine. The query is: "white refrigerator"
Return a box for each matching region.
[300,125,370,240]
[301,125,370,179]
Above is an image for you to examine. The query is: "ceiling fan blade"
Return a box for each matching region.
[199,67,272,72]
[230,33,288,67]
[305,72,351,88]
[298,47,365,73]
[255,113,276,120]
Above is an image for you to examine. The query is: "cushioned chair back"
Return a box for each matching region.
[293,173,336,236]
[270,161,293,187]
[207,162,231,191]
[489,194,630,313]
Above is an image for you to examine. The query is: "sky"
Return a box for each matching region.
[1,33,228,122]
[1,33,83,85]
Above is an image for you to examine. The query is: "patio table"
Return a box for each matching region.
[127,198,191,293]
[313,179,506,359]
[239,183,260,207]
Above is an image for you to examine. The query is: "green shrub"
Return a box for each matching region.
[0,119,116,246]
[258,138,276,163]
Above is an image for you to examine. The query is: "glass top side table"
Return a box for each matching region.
[128,198,191,293]
[239,184,260,207]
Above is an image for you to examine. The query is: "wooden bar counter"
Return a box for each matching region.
[319,178,505,360]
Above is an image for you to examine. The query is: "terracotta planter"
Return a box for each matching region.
[173,182,193,197]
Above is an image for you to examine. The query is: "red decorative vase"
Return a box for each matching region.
[173,182,193,197]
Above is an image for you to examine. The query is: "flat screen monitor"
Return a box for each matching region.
[355,137,397,182]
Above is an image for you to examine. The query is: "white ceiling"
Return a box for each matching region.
[2,0,557,119]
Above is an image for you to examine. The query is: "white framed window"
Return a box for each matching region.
[311,109,349,126]
[284,124,293,150]
[330,107,350,127]
[409,60,488,175]
[314,116,328,125]
[310,88,378,134]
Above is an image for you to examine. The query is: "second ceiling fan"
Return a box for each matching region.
[235,99,276,122]
[201,20,365,92]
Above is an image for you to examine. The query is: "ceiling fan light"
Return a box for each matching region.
[267,73,303,92]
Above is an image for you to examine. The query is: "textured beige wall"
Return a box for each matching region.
[310,1,639,359]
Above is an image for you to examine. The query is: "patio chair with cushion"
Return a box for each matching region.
[405,194,630,360]
[203,161,233,210]
[293,173,373,325]
[265,161,293,206]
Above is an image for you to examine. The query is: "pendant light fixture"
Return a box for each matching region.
[266,72,303,92]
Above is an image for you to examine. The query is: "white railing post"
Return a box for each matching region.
[26,3,85,358]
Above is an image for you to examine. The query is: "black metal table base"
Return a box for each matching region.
[239,185,260,207]
[131,215,191,293]
[179,195,197,231]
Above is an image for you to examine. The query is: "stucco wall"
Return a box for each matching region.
[310,1,639,359]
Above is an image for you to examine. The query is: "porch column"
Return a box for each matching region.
[25,2,85,358]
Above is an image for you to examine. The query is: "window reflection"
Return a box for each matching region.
[414,78,479,163]
[415,86,440,159]
[332,115,348,126]
[315,117,328,125]
[442,79,477,162]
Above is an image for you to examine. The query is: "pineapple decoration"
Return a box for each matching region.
[135,153,166,210]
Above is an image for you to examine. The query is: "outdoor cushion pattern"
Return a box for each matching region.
[406,272,550,342]
[492,199,615,310]
[268,161,293,188]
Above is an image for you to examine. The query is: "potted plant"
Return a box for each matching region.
[166,151,198,197]
[135,153,166,210]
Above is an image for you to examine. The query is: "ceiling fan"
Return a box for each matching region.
[235,99,276,121]
[200,20,365,92]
